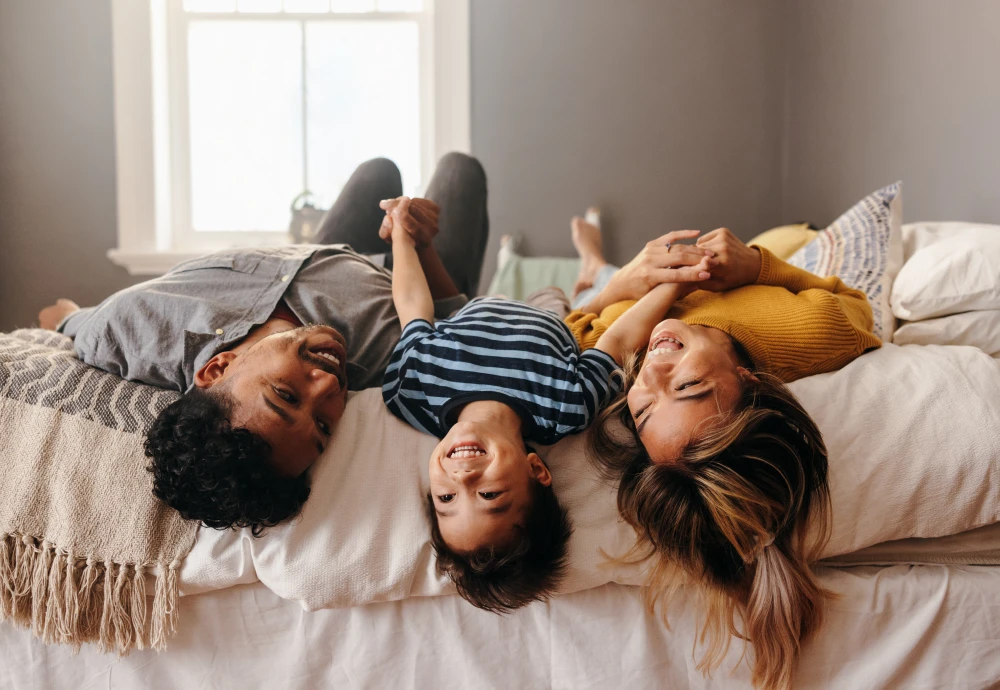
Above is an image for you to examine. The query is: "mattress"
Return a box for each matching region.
[3,564,1000,689]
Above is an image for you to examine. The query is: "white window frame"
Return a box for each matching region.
[107,0,470,275]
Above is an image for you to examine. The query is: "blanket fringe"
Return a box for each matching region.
[0,533,179,655]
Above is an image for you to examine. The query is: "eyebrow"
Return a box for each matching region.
[636,387,715,437]
[435,502,513,518]
[263,394,293,424]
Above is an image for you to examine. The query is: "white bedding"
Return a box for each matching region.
[6,565,1000,689]
[177,341,1000,610]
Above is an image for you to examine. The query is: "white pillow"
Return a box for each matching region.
[788,343,1000,556]
[893,310,1000,357]
[182,342,1000,609]
[787,183,904,341]
[901,221,1000,261]
[891,223,1000,321]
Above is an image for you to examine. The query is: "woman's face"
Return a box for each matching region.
[626,320,751,465]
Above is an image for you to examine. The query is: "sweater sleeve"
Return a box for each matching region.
[753,246,878,337]
[564,299,637,351]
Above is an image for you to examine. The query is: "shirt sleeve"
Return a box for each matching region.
[753,246,878,338]
[528,348,622,445]
[57,306,96,338]
[381,319,445,437]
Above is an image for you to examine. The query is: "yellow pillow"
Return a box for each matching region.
[748,223,818,260]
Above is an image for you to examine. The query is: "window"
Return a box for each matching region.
[108,0,469,274]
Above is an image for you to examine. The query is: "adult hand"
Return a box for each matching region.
[38,299,80,330]
[596,230,716,305]
[694,227,762,292]
[379,196,440,249]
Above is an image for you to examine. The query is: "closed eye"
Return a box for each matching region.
[676,379,701,391]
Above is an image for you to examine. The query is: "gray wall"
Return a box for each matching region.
[2,0,1000,331]
[471,0,787,282]
[782,0,1000,226]
[0,0,139,332]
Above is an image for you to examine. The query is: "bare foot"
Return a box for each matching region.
[38,299,80,330]
[571,213,607,296]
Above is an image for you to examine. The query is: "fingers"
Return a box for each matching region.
[652,229,700,246]
[659,246,718,268]
[696,227,733,245]
[654,257,713,283]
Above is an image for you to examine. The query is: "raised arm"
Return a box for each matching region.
[593,283,688,365]
[388,199,435,328]
[379,197,460,300]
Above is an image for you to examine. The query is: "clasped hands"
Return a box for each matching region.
[595,227,763,307]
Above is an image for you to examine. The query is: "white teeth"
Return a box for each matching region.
[449,445,486,458]
[648,337,682,357]
[315,351,340,366]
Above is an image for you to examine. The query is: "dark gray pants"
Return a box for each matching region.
[314,153,490,296]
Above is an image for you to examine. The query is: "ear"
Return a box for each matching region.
[194,351,238,389]
[526,452,552,487]
[736,366,761,385]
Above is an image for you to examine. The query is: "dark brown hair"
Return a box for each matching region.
[426,478,572,613]
[590,351,831,690]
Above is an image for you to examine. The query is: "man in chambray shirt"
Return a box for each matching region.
[37,154,489,534]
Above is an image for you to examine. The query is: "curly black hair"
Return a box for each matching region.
[145,388,311,536]
[426,477,572,613]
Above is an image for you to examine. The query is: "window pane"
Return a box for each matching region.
[377,0,422,11]
[305,21,420,207]
[237,0,282,12]
[329,0,375,13]
[188,21,303,232]
[284,0,329,11]
[184,0,236,11]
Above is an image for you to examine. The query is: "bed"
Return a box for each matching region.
[3,207,1000,689]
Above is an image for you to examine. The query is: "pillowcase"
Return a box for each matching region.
[892,310,1000,357]
[891,223,1000,321]
[181,341,1000,608]
[787,183,904,341]
[748,223,818,260]
[901,221,1000,262]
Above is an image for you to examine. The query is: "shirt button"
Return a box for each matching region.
[281,275,290,282]
[215,328,224,336]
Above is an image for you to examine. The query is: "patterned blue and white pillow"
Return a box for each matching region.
[787,182,904,341]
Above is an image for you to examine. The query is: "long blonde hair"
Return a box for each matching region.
[591,352,832,689]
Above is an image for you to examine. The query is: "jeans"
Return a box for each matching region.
[313,153,490,296]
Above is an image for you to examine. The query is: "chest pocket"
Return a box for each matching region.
[170,251,262,275]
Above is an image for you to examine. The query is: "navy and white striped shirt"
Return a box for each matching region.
[381,298,621,445]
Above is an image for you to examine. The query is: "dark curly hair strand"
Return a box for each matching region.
[144,388,311,536]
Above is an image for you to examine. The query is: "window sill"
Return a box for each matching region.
[107,249,202,276]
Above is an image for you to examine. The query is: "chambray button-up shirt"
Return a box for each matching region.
[60,244,465,393]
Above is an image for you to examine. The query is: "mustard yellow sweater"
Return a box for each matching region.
[564,247,882,382]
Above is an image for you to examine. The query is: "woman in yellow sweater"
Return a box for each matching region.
[563,220,880,690]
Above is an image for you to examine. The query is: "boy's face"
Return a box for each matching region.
[429,420,552,553]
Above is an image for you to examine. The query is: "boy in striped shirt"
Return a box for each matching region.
[380,198,712,612]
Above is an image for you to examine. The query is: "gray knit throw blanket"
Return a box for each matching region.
[0,329,198,654]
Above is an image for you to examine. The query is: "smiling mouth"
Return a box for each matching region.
[448,443,487,459]
[648,333,684,357]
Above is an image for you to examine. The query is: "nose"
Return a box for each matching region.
[307,367,342,397]
[452,466,482,485]
[642,358,676,388]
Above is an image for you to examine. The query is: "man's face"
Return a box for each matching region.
[199,325,349,477]
[428,419,551,553]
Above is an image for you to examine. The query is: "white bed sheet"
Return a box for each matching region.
[4,565,1000,689]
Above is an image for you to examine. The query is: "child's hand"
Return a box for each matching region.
[379,196,440,249]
